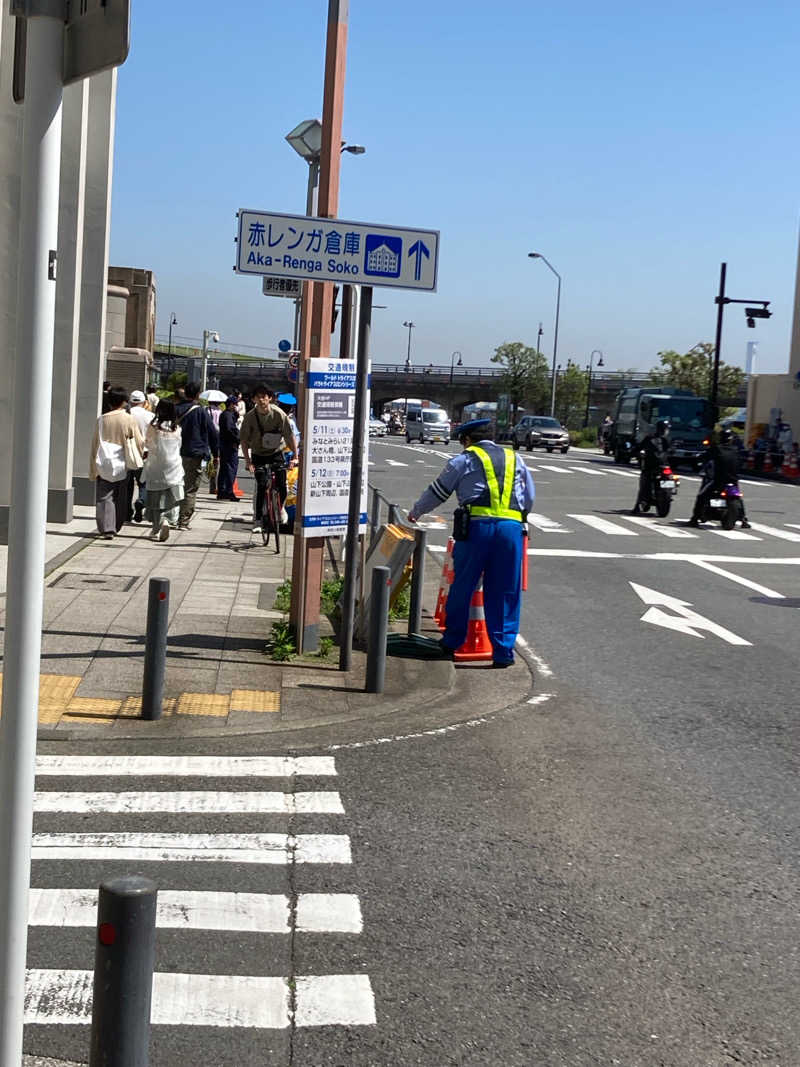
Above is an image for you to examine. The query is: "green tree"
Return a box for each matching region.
[164,370,188,395]
[490,341,549,421]
[648,343,744,403]
[555,363,588,427]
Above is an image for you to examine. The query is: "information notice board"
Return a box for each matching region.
[301,358,368,536]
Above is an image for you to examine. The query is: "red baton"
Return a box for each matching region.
[521,527,528,591]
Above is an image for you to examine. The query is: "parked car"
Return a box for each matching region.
[405,408,451,444]
[368,418,387,437]
[511,415,570,453]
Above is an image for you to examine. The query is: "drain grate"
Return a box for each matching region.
[49,572,139,592]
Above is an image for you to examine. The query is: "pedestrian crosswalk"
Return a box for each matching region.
[24,752,375,1049]
[521,513,800,543]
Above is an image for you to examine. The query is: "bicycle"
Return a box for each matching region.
[254,454,287,553]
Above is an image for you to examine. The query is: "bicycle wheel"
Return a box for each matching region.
[269,487,281,554]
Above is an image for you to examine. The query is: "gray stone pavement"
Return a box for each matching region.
[0,486,528,741]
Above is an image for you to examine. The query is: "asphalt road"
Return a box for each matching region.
[23,437,800,1066]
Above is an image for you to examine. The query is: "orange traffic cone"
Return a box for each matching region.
[781,452,793,477]
[787,453,800,479]
[233,478,244,499]
[454,581,494,663]
[434,538,455,631]
[746,450,755,471]
[763,451,774,474]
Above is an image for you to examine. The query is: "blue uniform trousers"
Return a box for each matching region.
[443,517,524,664]
[217,444,239,498]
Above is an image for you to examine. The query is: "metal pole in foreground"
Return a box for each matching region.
[365,566,391,694]
[408,527,427,636]
[339,285,372,671]
[387,503,399,526]
[0,13,63,1064]
[141,578,170,720]
[90,876,158,1067]
[369,486,381,540]
[711,261,727,418]
[549,272,561,417]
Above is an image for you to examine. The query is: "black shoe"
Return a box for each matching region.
[631,506,642,516]
[437,641,456,660]
[133,501,144,523]
[687,518,700,527]
[492,660,514,669]
[741,519,752,529]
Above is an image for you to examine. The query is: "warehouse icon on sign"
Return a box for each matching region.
[364,234,402,278]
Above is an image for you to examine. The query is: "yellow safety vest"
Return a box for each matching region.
[466,445,523,521]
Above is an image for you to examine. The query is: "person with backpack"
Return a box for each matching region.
[175,381,219,530]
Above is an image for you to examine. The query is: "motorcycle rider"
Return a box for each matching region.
[632,419,671,515]
[688,427,751,528]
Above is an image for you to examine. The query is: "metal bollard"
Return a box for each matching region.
[369,487,381,540]
[90,876,158,1067]
[387,503,399,526]
[365,566,390,694]
[141,578,169,721]
[408,527,427,636]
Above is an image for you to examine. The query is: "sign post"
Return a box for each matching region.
[0,6,129,1060]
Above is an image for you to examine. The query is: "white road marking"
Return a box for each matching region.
[570,466,609,476]
[28,889,362,933]
[24,970,375,1028]
[527,693,555,706]
[539,464,574,474]
[33,791,344,815]
[31,832,352,865]
[516,635,554,677]
[605,468,640,478]
[708,529,762,541]
[622,516,697,538]
[568,514,638,536]
[34,756,337,778]
[787,524,800,531]
[428,544,447,553]
[296,893,364,933]
[746,521,800,542]
[689,560,785,598]
[527,515,570,534]
[629,582,752,646]
[385,459,407,467]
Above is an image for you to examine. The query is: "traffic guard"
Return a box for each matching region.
[408,419,535,667]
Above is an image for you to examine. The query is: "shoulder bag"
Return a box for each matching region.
[95,416,127,482]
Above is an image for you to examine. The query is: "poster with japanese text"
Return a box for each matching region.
[301,358,368,536]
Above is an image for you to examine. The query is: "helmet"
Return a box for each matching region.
[719,427,734,445]
[656,419,670,439]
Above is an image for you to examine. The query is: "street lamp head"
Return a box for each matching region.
[342,143,366,155]
[285,118,323,162]
[403,320,415,329]
[169,312,177,326]
[528,252,541,259]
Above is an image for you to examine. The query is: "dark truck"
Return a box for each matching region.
[610,387,714,468]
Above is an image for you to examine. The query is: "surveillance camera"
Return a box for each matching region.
[212,332,220,343]
[746,317,755,328]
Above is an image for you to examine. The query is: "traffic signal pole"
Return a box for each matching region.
[290,0,348,652]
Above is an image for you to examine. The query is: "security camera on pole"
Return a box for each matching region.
[201,328,220,393]
[0,3,130,1061]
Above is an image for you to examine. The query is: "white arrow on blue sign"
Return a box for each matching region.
[235,209,439,292]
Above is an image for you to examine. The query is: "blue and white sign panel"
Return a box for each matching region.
[301,358,369,536]
[236,209,439,292]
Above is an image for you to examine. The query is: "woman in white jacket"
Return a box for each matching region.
[141,399,185,541]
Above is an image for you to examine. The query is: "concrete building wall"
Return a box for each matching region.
[107,266,156,352]
[105,283,129,354]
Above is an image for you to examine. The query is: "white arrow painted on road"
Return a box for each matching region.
[629,581,752,646]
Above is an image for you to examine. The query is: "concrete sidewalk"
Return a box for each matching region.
[0,486,530,741]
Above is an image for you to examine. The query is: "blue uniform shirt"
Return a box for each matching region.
[410,440,535,519]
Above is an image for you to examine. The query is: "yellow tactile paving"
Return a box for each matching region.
[230,689,280,714]
[0,673,282,724]
[176,693,230,718]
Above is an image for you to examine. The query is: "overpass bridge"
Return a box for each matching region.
[153,348,673,422]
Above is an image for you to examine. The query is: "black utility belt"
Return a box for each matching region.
[452,506,525,540]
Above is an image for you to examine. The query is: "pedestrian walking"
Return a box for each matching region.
[89,386,145,539]
[217,396,241,501]
[408,418,535,667]
[141,399,185,541]
[175,381,218,530]
[128,389,153,522]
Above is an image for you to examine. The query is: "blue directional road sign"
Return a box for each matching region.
[278,339,292,353]
[235,210,439,292]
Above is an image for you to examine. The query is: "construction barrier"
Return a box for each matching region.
[746,450,755,471]
[783,453,800,479]
[763,451,774,474]
[454,581,493,663]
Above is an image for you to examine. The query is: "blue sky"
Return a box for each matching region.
[109,0,800,375]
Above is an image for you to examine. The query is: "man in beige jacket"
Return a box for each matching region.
[89,386,145,538]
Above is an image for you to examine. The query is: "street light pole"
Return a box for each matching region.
[449,349,462,385]
[201,328,219,393]
[402,320,414,416]
[528,253,561,417]
[168,312,177,355]
[536,321,543,355]
[584,349,603,428]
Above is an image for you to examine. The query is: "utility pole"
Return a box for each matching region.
[290,0,348,653]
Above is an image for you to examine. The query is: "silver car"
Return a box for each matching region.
[512,415,570,453]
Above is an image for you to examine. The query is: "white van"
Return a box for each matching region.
[405,408,450,444]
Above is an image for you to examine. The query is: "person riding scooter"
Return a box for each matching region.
[632,420,671,515]
[688,428,751,528]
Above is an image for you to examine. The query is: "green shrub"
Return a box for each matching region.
[317,636,334,658]
[389,584,410,621]
[266,620,295,662]
[273,580,292,614]
[569,427,601,448]
[321,576,345,616]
